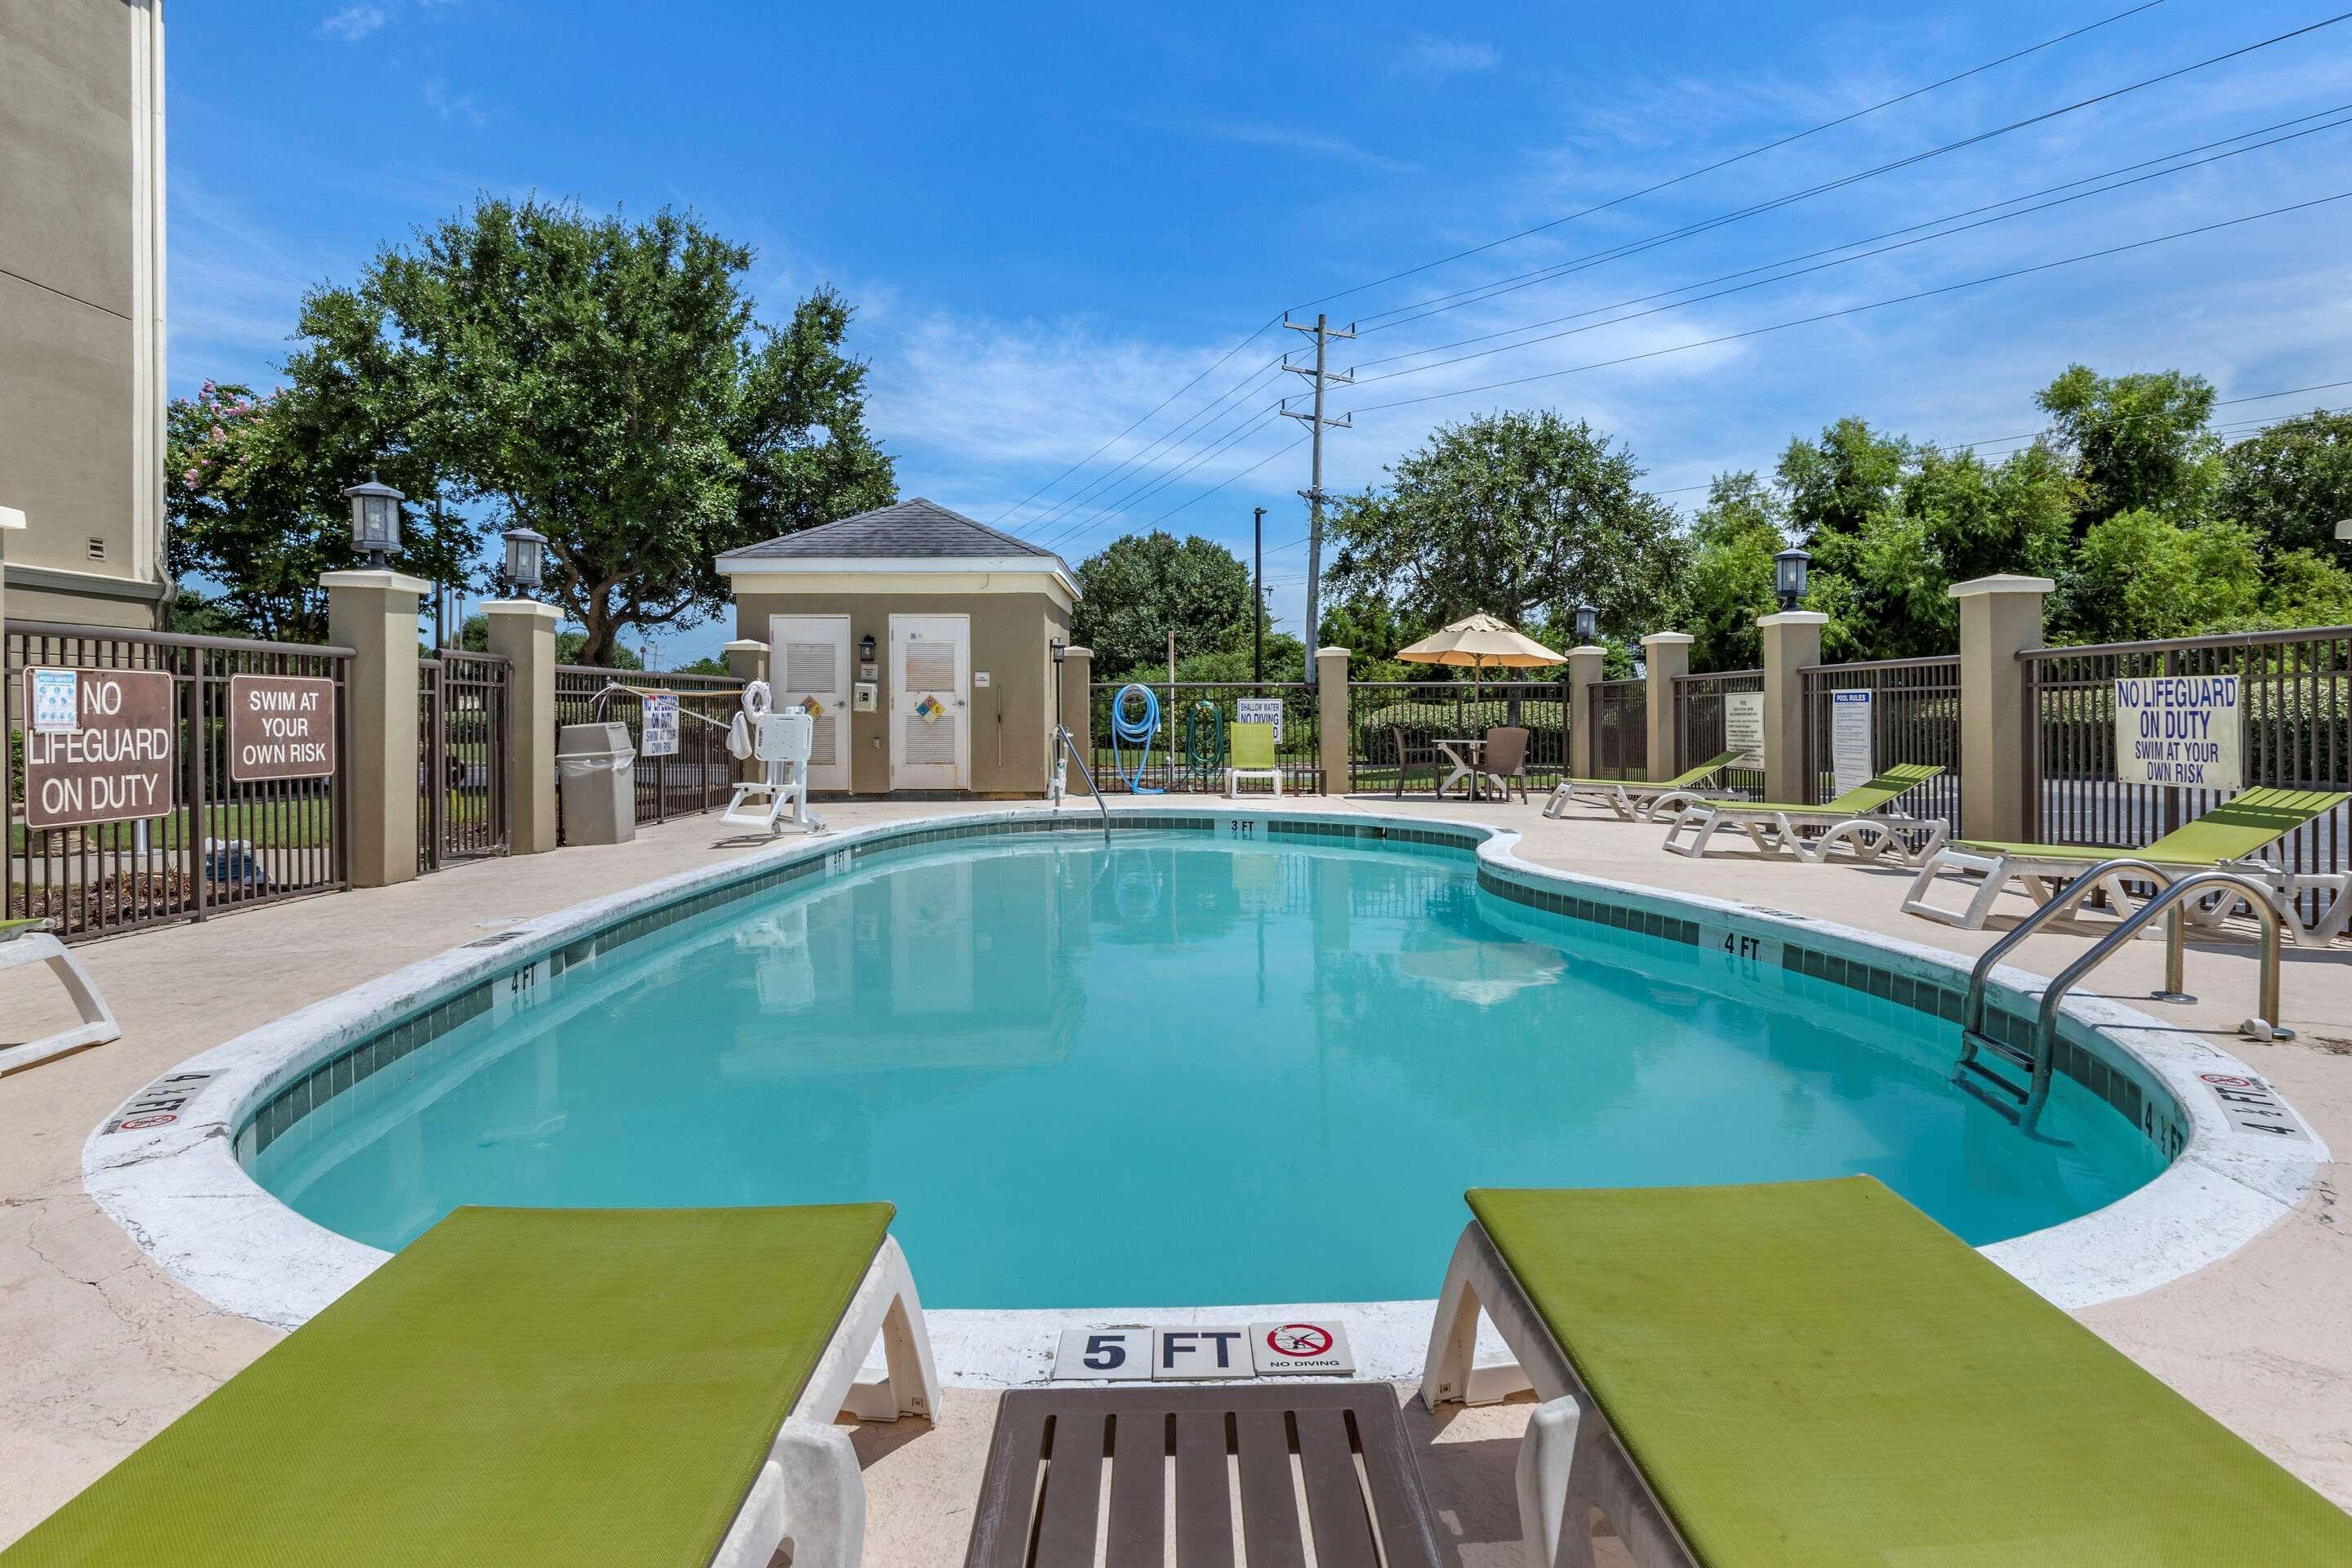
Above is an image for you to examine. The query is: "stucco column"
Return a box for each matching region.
[1642,631,1692,779]
[483,599,559,855]
[723,639,768,786]
[1563,645,1607,776]
[1757,611,1827,804]
[1057,645,1094,760]
[0,506,20,670]
[1316,647,1350,793]
[323,568,429,888]
[1951,574,2053,842]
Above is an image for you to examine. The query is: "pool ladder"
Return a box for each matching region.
[1953,859,2288,1135]
[1050,724,1111,844]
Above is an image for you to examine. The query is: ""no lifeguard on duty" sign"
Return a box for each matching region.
[2114,675,2242,791]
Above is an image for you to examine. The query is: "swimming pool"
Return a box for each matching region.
[238,822,2167,1311]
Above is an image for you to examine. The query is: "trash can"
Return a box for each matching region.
[557,722,637,845]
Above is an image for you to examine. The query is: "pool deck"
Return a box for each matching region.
[3,790,2346,1561]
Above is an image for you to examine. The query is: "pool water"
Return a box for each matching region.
[252,832,2166,1308]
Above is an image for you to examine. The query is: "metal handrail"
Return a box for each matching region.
[1959,858,2180,1051]
[1052,724,1111,844]
[1961,861,2287,1134]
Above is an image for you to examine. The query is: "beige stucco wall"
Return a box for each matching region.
[0,0,169,630]
[733,588,1070,795]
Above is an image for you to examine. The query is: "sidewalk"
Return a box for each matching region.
[3,791,2345,1559]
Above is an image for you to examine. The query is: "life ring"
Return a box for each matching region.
[742,679,773,717]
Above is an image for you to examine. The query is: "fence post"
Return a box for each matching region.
[1058,644,1094,765]
[1564,644,1607,774]
[723,639,768,785]
[323,568,427,888]
[1316,647,1349,793]
[1641,631,1691,780]
[485,599,559,855]
[1950,574,2053,842]
[1757,611,1827,804]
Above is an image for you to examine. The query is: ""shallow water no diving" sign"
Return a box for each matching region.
[2114,675,2241,791]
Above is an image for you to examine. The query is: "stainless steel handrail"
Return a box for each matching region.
[1052,724,1111,844]
[1959,857,2179,1050]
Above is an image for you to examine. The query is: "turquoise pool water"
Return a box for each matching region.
[251,831,2166,1308]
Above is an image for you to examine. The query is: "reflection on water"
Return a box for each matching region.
[256,833,2166,1309]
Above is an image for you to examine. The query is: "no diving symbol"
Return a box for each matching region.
[1265,1324,1332,1359]
[2199,1072,2256,1089]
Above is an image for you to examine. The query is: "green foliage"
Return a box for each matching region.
[1325,411,1686,646]
[2217,409,2352,565]
[455,612,642,668]
[1071,531,1254,678]
[2035,363,2219,527]
[2061,510,2265,643]
[1775,416,1909,540]
[1678,473,1784,670]
[1316,592,1424,680]
[278,196,894,665]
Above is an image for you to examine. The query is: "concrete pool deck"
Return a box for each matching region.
[3,791,2347,1561]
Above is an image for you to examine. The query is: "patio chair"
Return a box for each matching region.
[1224,720,1282,798]
[1480,725,1533,804]
[1659,763,1946,864]
[1542,750,1744,822]
[1423,1178,2352,1568]
[1900,785,2352,944]
[1388,724,1442,798]
[0,917,120,1076]
[3,1203,940,1568]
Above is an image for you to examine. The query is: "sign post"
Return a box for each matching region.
[2114,675,2242,791]
[20,668,176,831]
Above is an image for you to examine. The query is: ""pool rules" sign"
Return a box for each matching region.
[2114,675,2242,791]
[20,667,176,830]
[228,674,337,782]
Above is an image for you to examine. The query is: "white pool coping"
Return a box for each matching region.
[83,803,2328,1387]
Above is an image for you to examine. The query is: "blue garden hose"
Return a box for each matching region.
[1110,683,1164,794]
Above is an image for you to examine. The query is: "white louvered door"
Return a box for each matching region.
[888,614,969,791]
[766,614,851,791]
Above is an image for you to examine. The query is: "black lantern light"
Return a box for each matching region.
[341,474,404,567]
[1050,638,1067,664]
[1774,546,1812,612]
[497,526,549,595]
[859,633,877,666]
[1572,603,1599,644]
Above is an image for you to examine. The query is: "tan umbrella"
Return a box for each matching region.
[1394,612,1566,705]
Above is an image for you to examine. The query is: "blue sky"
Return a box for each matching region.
[170,1,2352,662]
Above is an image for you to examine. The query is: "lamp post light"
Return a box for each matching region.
[341,474,404,568]
[1572,603,1599,645]
[2334,518,2351,542]
[496,526,549,595]
[1774,546,1811,612]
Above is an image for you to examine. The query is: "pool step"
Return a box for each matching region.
[1955,1030,2031,1106]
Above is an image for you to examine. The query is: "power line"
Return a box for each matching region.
[1348,11,2352,338]
[1014,354,1294,537]
[1035,403,1293,553]
[1285,1,2173,314]
[1343,191,2352,417]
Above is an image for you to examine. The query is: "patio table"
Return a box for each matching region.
[1436,737,1486,800]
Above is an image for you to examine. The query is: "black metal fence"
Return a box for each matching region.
[1089,682,1322,793]
[1346,679,1570,793]
[1801,657,1962,825]
[417,652,510,873]
[2022,627,2350,924]
[553,666,744,837]
[1584,679,1646,780]
[7,621,351,942]
[1671,670,1764,795]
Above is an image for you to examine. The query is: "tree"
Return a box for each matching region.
[2059,510,2265,644]
[2035,364,2219,527]
[1316,592,1423,681]
[456,612,641,668]
[285,197,895,665]
[1677,472,1785,670]
[1324,411,1685,644]
[1070,531,1254,679]
[167,381,483,642]
[2218,409,2352,566]
[1776,417,1909,540]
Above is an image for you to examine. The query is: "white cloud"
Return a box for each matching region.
[423,79,488,127]
[318,5,386,42]
[1401,35,1498,76]
[1144,118,1419,174]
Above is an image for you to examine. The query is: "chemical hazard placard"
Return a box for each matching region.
[228,674,337,782]
[20,667,176,830]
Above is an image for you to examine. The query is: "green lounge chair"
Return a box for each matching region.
[0,917,119,1076]
[1659,763,1946,864]
[1423,1178,2352,1567]
[1543,750,1746,822]
[1901,785,2352,943]
[1225,720,1282,797]
[2,1204,939,1568]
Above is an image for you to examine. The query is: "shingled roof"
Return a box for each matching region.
[717,498,1068,568]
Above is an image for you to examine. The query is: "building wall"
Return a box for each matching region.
[0,0,169,630]
[734,588,1071,795]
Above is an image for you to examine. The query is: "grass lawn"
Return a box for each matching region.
[11,799,336,853]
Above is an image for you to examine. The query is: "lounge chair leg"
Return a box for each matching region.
[1900,851,2010,929]
[1517,1395,1591,1568]
[774,1419,865,1568]
[1422,1241,1486,1409]
[1659,808,1712,858]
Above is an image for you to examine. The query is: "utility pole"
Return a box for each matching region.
[1281,312,1353,687]
[1252,505,1265,688]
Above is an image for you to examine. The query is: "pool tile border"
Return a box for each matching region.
[83,802,2325,1355]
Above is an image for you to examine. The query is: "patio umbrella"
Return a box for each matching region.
[1394,612,1567,706]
